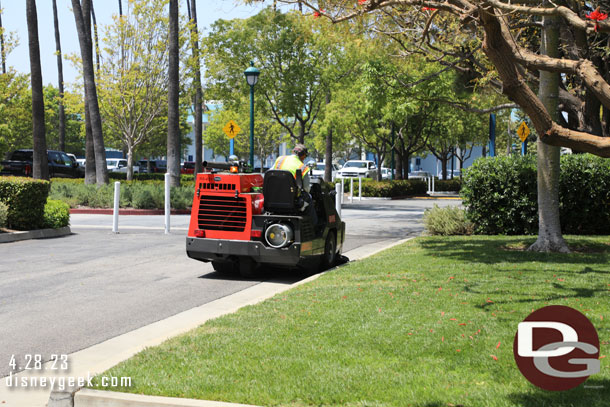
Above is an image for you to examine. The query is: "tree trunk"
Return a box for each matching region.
[72,0,108,185]
[402,150,410,179]
[441,158,447,180]
[90,1,101,72]
[528,7,569,253]
[126,144,134,181]
[167,0,180,187]
[324,93,332,182]
[26,0,48,180]
[190,0,203,175]
[395,148,403,180]
[52,0,66,152]
[325,128,333,182]
[298,121,305,144]
[118,0,122,16]
[84,103,96,184]
[0,1,6,74]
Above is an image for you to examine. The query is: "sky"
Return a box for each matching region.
[1,0,290,88]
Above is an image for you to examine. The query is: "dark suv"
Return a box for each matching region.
[0,149,81,178]
[137,159,167,173]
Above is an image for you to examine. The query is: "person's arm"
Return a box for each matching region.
[303,172,311,193]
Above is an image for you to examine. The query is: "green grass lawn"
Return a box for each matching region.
[93,236,610,406]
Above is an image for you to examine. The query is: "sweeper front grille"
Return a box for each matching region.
[197,195,247,232]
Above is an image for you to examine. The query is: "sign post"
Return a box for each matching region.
[517,122,530,156]
[223,120,241,157]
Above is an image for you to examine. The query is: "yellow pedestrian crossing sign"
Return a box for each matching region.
[517,122,530,142]
[223,120,241,139]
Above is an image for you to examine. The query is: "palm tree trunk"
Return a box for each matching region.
[26,0,48,180]
[529,6,569,253]
[0,1,6,74]
[84,103,96,184]
[90,1,100,72]
[189,0,203,175]
[71,0,108,185]
[167,0,180,187]
[52,0,66,152]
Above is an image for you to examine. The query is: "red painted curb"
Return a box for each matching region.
[70,208,191,215]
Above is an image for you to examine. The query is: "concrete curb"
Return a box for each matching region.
[74,389,261,407]
[47,237,415,407]
[0,226,71,243]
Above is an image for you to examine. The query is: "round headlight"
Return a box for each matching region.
[265,223,294,248]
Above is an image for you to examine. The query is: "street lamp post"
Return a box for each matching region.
[244,61,260,168]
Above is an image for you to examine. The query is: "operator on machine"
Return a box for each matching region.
[271,144,317,224]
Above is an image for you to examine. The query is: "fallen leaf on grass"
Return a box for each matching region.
[490,355,498,361]
[496,341,501,349]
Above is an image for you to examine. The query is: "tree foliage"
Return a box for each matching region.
[204,8,341,144]
[97,0,171,180]
[287,0,610,158]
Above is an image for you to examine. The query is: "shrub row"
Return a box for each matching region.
[336,178,427,197]
[109,173,195,182]
[43,199,70,229]
[0,177,51,230]
[461,154,610,235]
[423,205,473,235]
[433,179,462,192]
[49,180,196,210]
[0,201,8,228]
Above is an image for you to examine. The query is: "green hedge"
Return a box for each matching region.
[49,180,196,210]
[0,201,7,228]
[0,177,51,230]
[461,154,610,235]
[109,173,195,183]
[336,178,427,197]
[433,179,462,192]
[423,204,473,235]
[43,199,70,229]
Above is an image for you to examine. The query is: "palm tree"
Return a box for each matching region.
[167,0,180,187]
[71,0,108,185]
[188,0,203,174]
[52,0,66,152]
[90,1,101,71]
[0,1,6,74]
[26,0,48,180]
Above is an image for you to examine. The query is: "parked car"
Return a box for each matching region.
[107,158,126,173]
[0,149,80,178]
[337,160,377,179]
[181,161,196,174]
[137,159,166,173]
[408,170,433,179]
[310,162,340,180]
[67,153,85,177]
[380,167,394,180]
